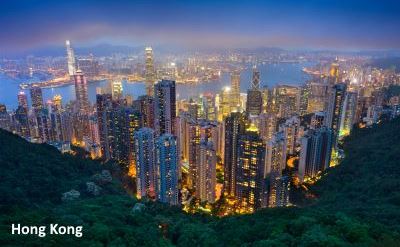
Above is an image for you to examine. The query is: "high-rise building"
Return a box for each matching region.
[311,111,326,130]
[246,89,263,116]
[156,134,179,205]
[273,85,300,118]
[134,95,155,129]
[197,140,217,203]
[74,69,90,114]
[280,116,301,156]
[230,71,241,108]
[298,127,333,182]
[52,95,62,111]
[145,47,155,96]
[30,87,44,113]
[251,65,260,90]
[96,93,113,160]
[307,82,328,113]
[258,113,276,143]
[236,126,266,213]
[15,105,30,138]
[223,112,247,197]
[65,40,77,77]
[339,91,357,138]
[154,79,176,136]
[325,83,347,146]
[134,128,157,199]
[17,91,28,110]
[111,80,123,100]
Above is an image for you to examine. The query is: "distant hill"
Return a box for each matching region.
[1,118,400,246]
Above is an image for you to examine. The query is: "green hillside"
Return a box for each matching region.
[1,118,400,246]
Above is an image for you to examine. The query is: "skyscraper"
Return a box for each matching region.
[223,112,247,197]
[339,91,357,138]
[298,127,333,182]
[325,83,347,146]
[30,87,44,113]
[156,134,179,205]
[134,128,157,199]
[96,93,113,160]
[230,71,241,108]
[236,126,266,213]
[251,65,260,90]
[17,91,28,110]
[154,79,176,136]
[145,47,155,96]
[111,80,123,100]
[197,140,217,203]
[74,69,90,114]
[134,95,155,129]
[246,89,263,116]
[65,40,77,77]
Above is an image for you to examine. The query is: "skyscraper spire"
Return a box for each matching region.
[145,46,155,96]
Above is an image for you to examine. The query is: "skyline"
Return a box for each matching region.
[1,0,400,55]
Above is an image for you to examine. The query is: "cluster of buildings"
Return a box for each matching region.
[1,44,400,215]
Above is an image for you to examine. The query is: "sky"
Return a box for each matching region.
[1,0,400,53]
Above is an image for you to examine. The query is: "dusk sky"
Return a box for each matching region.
[1,0,400,53]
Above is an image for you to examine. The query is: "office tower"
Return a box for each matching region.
[154,79,176,136]
[30,87,44,113]
[261,86,270,113]
[339,91,357,138]
[145,47,155,96]
[197,140,217,203]
[246,89,263,116]
[15,106,30,138]
[265,132,286,207]
[201,93,217,121]
[223,112,247,197]
[156,134,179,205]
[218,87,233,121]
[36,109,51,143]
[65,40,76,77]
[298,127,333,182]
[134,95,155,129]
[251,65,260,90]
[134,128,157,199]
[52,95,62,111]
[258,113,276,143]
[236,126,266,213]
[328,57,340,85]
[17,91,28,110]
[111,80,123,99]
[274,85,300,118]
[96,93,113,160]
[311,111,326,129]
[325,83,347,145]
[188,99,199,120]
[230,71,241,108]
[280,116,301,156]
[307,82,329,113]
[74,69,90,114]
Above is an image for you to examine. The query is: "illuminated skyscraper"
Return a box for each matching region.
[145,47,155,96]
[74,69,90,113]
[52,95,62,111]
[15,105,30,138]
[156,134,179,205]
[30,87,44,113]
[280,116,301,156]
[65,40,77,77]
[325,83,347,145]
[329,57,340,85]
[134,127,157,199]
[154,79,176,136]
[96,93,113,160]
[236,126,266,213]
[258,113,276,143]
[339,91,357,138]
[311,111,326,129]
[223,112,247,197]
[246,89,263,116]
[134,95,155,129]
[251,65,260,90]
[230,71,241,108]
[17,91,28,110]
[111,80,123,99]
[299,127,333,182]
[197,140,217,203]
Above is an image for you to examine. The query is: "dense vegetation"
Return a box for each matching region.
[1,118,400,246]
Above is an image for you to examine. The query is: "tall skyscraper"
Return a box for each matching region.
[134,95,155,129]
[74,69,90,114]
[96,93,113,160]
[17,91,28,110]
[145,47,155,96]
[236,126,266,213]
[111,80,123,100]
[65,40,77,77]
[246,89,263,116]
[223,112,247,197]
[156,134,179,205]
[30,87,44,113]
[197,140,217,203]
[280,116,301,156]
[325,83,347,145]
[154,79,176,136]
[339,91,357,138]
[251,65,260,90]
[134,128,157,199]
[298,127,333,182]
[230,71,241,108]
